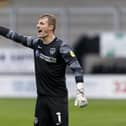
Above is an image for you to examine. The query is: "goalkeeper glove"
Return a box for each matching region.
[74,82,88,107]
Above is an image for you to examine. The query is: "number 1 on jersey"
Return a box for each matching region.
[56,112,62,125]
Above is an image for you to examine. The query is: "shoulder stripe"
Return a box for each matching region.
[6,30,15,39]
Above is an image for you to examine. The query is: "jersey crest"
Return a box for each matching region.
[50,48,56,55]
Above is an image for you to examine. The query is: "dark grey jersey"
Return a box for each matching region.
[0,27,84,97]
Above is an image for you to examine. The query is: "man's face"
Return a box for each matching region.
[36,17,50,39]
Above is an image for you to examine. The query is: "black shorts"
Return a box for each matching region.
[34,96,68,126]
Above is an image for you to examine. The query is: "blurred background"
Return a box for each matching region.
[0,0,126,126]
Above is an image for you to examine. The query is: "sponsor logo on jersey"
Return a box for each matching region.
[50,48,56,55]
[39,52,56,63]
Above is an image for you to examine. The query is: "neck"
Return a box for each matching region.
[42,33,55,45]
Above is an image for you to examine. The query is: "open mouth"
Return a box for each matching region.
[38,30,42,33]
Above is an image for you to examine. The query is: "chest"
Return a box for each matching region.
[34,44,59,64]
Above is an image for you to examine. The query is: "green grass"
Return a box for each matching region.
[0,99,126,126]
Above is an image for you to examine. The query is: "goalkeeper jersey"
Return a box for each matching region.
[0,27,84,97]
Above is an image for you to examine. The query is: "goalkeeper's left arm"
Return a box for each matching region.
[60,43,88,108]
[69,61,88,108]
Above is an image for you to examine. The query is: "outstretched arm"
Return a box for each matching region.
[0,26,38,49]
[60,43,88,107]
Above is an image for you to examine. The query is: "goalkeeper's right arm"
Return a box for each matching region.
[0,26,9,36]
[0,26,38,49]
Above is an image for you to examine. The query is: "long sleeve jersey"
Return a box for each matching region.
[0,26,84,97]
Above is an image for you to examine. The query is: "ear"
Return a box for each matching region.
[49,25,54,31]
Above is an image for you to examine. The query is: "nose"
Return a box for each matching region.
[36,23,40,29]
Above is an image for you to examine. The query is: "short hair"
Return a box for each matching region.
[39,14,56,32]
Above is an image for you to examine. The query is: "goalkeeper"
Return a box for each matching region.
[0,14,88,126]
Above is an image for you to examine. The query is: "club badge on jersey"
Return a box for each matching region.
[50,48,56,55]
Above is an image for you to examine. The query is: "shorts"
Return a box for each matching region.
[34,95,68,126]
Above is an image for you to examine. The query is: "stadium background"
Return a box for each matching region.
[0,0,126,126]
